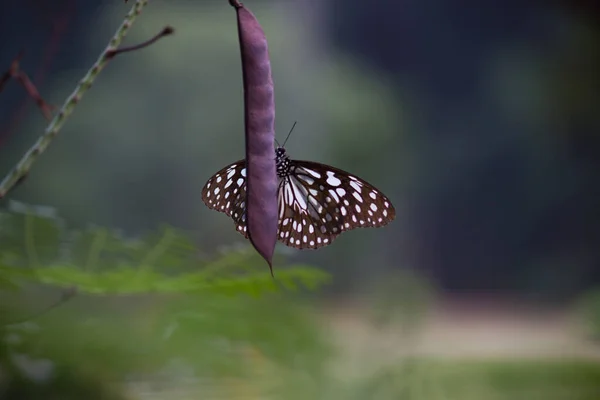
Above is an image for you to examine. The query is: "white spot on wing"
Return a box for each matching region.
[289,179,309,210]
[329,190,340,203]
[350,181,362,193]
[303,168,322,178]
[326,171,341,187]
[352,192,363,203]
[298,175,315,185]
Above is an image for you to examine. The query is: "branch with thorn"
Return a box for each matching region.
[0,0,174,200]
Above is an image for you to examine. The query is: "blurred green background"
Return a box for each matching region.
[1,0,599,398]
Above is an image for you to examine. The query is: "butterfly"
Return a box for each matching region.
[202,130,396,249]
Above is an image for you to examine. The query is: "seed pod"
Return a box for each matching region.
[230,0,278,274]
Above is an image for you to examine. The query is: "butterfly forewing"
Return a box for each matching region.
[276,160,396,249]
[201,160,249,238]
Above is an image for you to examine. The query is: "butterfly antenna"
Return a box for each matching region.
[281,121,297,148]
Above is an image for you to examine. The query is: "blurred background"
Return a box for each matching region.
[1,0,599,399]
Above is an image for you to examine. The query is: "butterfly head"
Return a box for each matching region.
[275,146,291,178]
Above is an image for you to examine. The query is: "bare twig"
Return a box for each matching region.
[106,26,174,58]
[0,0,170,199]
[0,53,55,121]
[0,53,21,92]
[0,0,74,148]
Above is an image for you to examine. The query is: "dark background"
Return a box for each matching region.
[1,0,599,301]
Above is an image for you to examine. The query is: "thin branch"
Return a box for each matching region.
[1,1,74,148]
[0,53,54,121]
[106,26,174,58]
[0,0,165,200]
[12,66,55,121]
[0,53,22,92]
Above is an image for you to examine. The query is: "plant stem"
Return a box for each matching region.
[0,0,150,199]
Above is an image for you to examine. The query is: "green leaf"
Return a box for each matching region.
[0,204,63,267]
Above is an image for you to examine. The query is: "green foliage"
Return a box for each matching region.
[0,201,331,295]
[0,203,332,397]
[2,292,332,380]
[2,369,130,400]
[0,201,63,269]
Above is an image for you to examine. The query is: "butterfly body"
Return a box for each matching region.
[275,147,292,177]
[202,147,395,249]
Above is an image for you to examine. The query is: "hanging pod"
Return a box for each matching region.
[230,0,278,274]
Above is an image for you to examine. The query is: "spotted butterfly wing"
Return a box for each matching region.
[201,148,396,249]
[201,160,249,238]
[275,159,395,248]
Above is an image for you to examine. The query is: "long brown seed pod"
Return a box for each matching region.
[230,0,278,273]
